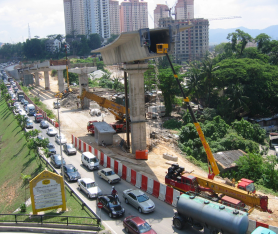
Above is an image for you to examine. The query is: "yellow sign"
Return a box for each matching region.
[29,170,66,215]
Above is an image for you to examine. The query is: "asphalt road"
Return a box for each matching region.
[21,102,199,234]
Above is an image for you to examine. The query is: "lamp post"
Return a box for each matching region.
[57,97,67,200]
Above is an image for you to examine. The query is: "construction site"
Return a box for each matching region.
[9,27,278,232]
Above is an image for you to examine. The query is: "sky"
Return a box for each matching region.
[0,0,277,44]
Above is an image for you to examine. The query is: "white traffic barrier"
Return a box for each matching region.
[158,183,166,201]
[118,162,122,177]
[110,158,114,170]
[80,140,84,152]
[135,172,142,189]
[172,189,181,207]
[146,177,154,194]
[103,154,107,168]
[126,167,131,183]
[247,220,257,234]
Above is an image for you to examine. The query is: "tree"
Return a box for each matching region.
[87,34,102,50]
[254,33,271,54]
[106,34,119,44]
[15,115,28,130]
[157,66,184,116]
[227,29,253,56]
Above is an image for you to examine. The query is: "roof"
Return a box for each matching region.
[81,178,94,183]
[92,122,116,134]
[102,168,113,172]
[130,189,144,196]
[213,150,246,169]
[130,216,145,225]
[82,151,95,158]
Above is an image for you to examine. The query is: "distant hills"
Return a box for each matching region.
[209,25,278,45]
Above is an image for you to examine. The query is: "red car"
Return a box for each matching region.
[123,216,157,234]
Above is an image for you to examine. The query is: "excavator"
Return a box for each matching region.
[78,88,130,133]
[55,45,72,99]
[156,43,272,213]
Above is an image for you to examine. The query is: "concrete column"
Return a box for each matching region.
[79,73,89,109]
[44,71,50,90]
[57,70,64,92]
[34,72,39,86]
[125,63,148,154]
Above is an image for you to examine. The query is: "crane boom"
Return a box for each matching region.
[156,43,220,179]
[79,89,129,122]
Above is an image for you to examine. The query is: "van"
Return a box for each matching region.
[26,104,36,116]
[81,152,99,170]
[53,101,60,109]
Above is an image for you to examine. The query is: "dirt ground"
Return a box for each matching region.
[31,71,278,227]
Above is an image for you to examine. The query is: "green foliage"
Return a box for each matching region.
[235,153,278,191]
[163,119,182,130]
[63,70,79,85]
[227,29,253,56]
[203,116,229,140]
[87,34,102,50]
[199,108,217,121]
[96,60,105,71]
[15,114,28,130]
[51,69,57,77]
[106,34,119,44]
[231,118,266,144]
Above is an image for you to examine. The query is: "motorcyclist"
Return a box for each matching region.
[111,186,117,198]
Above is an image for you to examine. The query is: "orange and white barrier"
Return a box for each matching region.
[70,134,277,234]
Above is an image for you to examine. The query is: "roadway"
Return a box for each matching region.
[19,102,200,234]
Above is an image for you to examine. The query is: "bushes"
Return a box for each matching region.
[163,119,182,130]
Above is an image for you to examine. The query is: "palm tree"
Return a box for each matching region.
[200,58,219,107]
[15,115,28,130]
[226,83,250,118]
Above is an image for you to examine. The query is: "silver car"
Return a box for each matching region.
[63,143,77,155]
[47,127,58,136]
[78,178,102,199]
[123,189,155,213]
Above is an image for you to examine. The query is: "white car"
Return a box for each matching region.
[97,168,121,184]
[78,178,102,199]
[18,109,27,116]
[55,134,67,144]
[47,127,58,136]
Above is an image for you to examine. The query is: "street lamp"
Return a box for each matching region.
[57,97,67,201]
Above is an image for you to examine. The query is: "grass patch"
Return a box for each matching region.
[0,96,101,228]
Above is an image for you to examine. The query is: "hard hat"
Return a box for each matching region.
[112,186,115,189]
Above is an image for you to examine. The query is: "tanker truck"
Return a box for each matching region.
[173,193,249,234]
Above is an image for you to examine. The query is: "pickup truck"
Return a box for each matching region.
[34,113,43,123]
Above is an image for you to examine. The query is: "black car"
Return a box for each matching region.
[97,195,125,218]
[50,154,66,168]
[47,143,56,156]
[63,164,81,182]
[40,120,49,129]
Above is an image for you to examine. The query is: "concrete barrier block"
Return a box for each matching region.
[163,153,178,162]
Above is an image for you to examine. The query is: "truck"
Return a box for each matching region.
[34,113,43,122]
[156,43,272,213]
[172,193,249,234]
[26,104,36,116]
[17,91,24,102]
[79,89,130,133]
[147,105,166,118]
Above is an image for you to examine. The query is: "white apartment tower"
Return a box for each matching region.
[154,4,169,28]
[175,0,194,20]
[109,0,120,35]
[63,0,111,40]
[120,0,148,33]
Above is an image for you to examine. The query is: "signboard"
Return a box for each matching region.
[30,170,66,214]
[97,202,103,209]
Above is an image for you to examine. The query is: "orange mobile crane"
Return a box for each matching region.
[78,88,130,133]
[156,43,272,213]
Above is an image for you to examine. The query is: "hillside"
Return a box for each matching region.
[209,25,278,45]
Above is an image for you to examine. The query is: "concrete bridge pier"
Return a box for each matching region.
[43,70,50,90]
[57,70,65,92]
[124,63,148,154]
[34,72,39,86]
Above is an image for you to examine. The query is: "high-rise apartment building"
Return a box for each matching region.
[63,0,111,40]
[120,0,148,33]
[154,4,169,28]
[159,18,209,63]
[109,0,120,35]
[175,0,194,20]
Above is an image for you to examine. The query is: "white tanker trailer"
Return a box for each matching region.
[173,193,249,234]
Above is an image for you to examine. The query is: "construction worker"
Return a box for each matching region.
[77,102,79,109]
